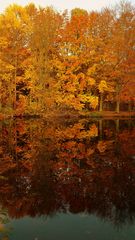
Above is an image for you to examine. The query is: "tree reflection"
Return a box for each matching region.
[0,118,135,227]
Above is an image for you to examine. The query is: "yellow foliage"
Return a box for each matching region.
[87,64,97,75]
[79,94,98,109]
[87,77,95,86]
[98,80,108,93]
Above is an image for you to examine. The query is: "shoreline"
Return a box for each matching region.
[0,111,135,121]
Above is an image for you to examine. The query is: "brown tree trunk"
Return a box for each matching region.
[99,93,103,112]
[116,83,120,113]
[116,97,120,113]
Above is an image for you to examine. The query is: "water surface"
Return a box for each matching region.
[0,118,135,240]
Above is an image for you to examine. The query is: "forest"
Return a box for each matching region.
[0,1,135,118]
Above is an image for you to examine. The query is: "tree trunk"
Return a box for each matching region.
[116,97,120,113]
[99,93,103,112]
[116,83,120,113]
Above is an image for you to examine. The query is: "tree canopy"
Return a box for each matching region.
[0,2,134,116]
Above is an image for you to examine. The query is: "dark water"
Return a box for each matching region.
[0,118,135,240]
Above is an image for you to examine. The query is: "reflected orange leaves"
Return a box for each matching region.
[119,128,135,156]
[21,159,33,171]
[97,140,114,153]
[0,155,16,175]
[56,122,98,140]
[0,119,135,225]
[97,141,107,153]
[15,146,22,153]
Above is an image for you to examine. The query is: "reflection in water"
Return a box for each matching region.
[0,118,135,230]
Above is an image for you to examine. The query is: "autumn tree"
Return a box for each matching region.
[0,2,134,116]
[26,7,62,112]
[106,1,135,113]
[52,8,100,111]
[0,4,31,114]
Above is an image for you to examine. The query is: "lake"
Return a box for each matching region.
[0,117,135,240]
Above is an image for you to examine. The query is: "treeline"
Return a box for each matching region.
[0,1,135,116]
